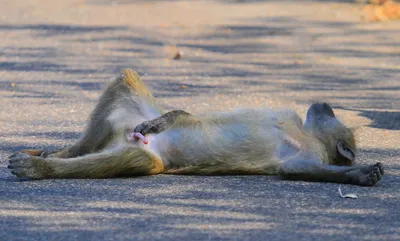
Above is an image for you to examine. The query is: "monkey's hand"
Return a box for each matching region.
[8,152,53,180]
[134,110,190,136]
[134,120,163,136]
[345,162,384,186]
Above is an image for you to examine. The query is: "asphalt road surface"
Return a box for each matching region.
[0,0,399,240]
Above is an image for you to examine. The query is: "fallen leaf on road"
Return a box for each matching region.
[363,0,400,21]
[173,50,183,60]
[164,45,183,60]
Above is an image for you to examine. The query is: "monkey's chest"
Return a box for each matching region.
[276,135,303,161]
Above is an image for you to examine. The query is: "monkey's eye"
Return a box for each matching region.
[341,144,355,158]
[342,147,351,152]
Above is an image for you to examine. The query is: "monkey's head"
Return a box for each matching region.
[303,103,356,166]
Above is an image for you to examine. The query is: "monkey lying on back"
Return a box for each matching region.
[8,69,384,186]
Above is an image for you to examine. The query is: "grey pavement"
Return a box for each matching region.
[0,0,399,240]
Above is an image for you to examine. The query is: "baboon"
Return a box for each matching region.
[8,69,384,186]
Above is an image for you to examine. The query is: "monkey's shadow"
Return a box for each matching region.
[333,107,400,131]
[358,110,400,130]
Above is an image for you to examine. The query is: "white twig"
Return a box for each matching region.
[338,185,358,199]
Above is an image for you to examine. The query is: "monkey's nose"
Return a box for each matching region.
[309,103,335,117]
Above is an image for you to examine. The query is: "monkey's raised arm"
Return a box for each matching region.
[279,158,384,186]
[134,110,191,135]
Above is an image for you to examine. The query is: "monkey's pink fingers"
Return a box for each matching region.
[131,132,148,145]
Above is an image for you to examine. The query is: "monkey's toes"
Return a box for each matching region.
[8,154,46,180]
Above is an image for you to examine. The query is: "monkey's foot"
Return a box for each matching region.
[8,152,52,180]
[346,162,384,186]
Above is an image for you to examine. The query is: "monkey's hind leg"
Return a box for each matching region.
[31,69,161,160]
[8,147,164,179]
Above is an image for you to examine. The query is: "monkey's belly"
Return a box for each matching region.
[152,125,282,169]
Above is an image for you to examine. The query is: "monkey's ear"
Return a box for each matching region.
[336,141,355,165]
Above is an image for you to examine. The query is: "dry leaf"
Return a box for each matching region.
[173,50,183,60]
[338,185,358,199]
[179,85,188,89]
[363,0,400,21]
[164,45,183,60]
